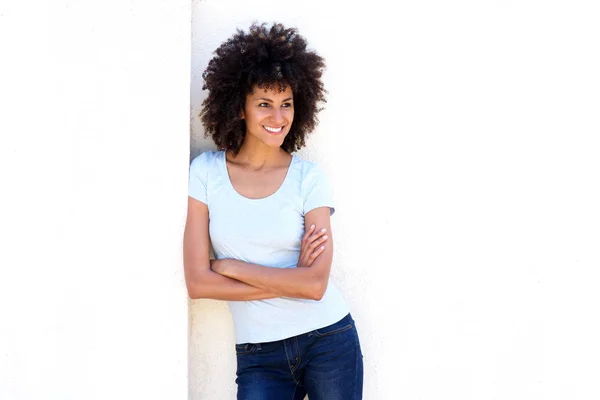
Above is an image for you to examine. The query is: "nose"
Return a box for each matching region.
[271,107,285,124]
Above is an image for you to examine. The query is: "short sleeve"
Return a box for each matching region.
[302,163,335,216]
[188,152,208,204]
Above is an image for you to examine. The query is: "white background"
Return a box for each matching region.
[1,1,190,399]
[1,0,599,399]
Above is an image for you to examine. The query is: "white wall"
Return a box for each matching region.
[0,1,190,399]
[1,1,597,399]
[191,1,600,399]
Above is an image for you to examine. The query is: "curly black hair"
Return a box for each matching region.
[199,22,327,154]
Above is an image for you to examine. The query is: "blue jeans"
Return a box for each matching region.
[235,313,363,400]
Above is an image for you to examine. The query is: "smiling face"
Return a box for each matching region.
[241,84,294,150]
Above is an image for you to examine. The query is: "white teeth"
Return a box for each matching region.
[264,126,283,133]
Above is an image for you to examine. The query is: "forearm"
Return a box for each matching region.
[214,259,327,301]
[183,197,277,301]
[186,269,278,301]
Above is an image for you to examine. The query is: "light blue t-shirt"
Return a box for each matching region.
[188,150,349,344]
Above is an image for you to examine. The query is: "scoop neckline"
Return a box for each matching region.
[221,151,296,201]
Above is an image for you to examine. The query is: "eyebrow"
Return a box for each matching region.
[257,97,294,102]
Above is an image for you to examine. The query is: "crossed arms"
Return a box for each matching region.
[183,196,333,301]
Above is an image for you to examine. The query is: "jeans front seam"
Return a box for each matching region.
[291,337,301,374]
[283,338,301,386]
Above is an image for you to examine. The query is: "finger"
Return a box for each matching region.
[303,228,322,249]
[308,228,327,243]
[309,245,326,261]
[308,234,328,251]
[310,235,328,250]
[302,224,316,243]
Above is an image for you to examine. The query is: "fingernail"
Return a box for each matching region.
[323,235,328,239]
[321,228,327,232]
[311,224,315,229]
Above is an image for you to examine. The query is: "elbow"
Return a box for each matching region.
[185,267,218,299]
[186,278,212,300]
[186,283,203,300]
[187,286,210,300]
[309,292,325,301]
[307,279,328,301]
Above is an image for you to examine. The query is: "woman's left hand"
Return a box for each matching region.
[297,224,328,268]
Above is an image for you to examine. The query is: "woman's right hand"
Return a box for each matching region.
[297,224,328,268]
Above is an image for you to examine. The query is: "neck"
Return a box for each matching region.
[231,136,287,169]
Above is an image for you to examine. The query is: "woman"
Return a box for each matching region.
[184,22,363,399]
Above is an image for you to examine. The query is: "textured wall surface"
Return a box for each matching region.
[190,1,600,399]
[0,1,190,399]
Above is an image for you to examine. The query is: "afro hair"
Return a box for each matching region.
[199,22,327,154]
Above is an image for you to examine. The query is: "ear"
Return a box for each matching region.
[240,109,245,120]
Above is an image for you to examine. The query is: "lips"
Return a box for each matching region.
[263,125,285,134]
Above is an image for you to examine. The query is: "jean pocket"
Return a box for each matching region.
[312,314,354,338]
[235,343,257,356]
